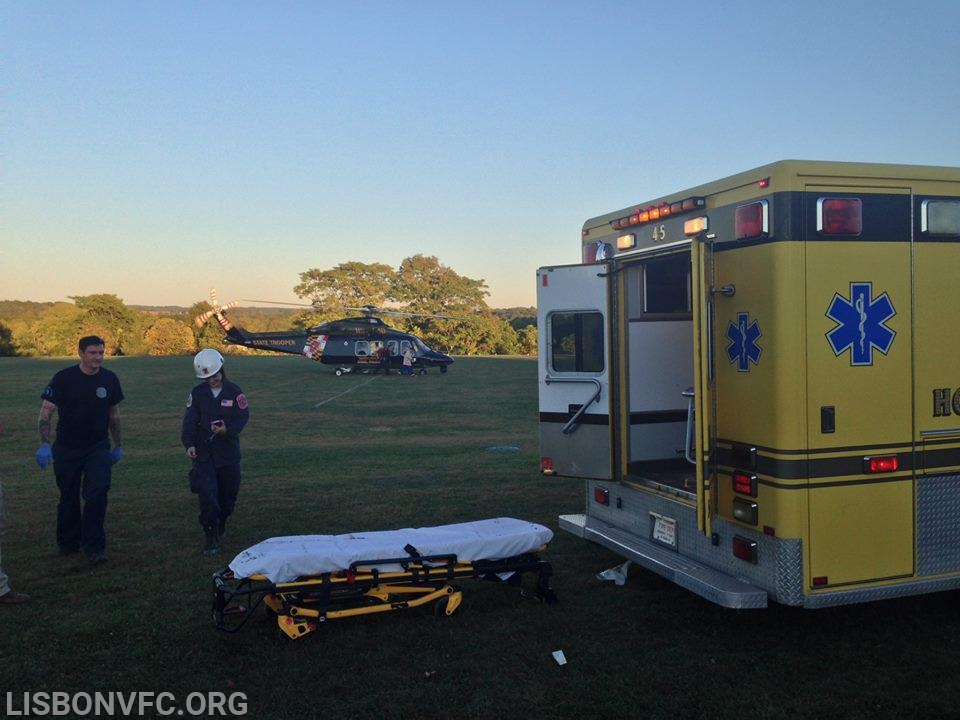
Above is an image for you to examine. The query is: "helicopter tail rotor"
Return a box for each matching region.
[194,288,240,330]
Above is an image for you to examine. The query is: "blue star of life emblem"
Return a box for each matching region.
[825,282,896,366]
[726,312,762,372]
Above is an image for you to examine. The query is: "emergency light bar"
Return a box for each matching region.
[683,216,708,235]
[610,197,705,231]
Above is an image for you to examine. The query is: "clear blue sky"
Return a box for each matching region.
[3,1,959,309]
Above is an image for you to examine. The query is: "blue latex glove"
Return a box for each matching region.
[36,444,52,469]
[110,447,124,465]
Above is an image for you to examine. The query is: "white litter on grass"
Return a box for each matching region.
[485,445,520,452]
[596,560,632,586]
[313,376,379,408]
[552,650,567,666]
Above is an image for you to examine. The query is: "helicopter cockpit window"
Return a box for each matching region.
[387,340,399,356]
[355,341,370,357]
[550,311,604,373]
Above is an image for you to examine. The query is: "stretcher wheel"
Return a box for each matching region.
[418,368,427,375]
[335,369,343,376]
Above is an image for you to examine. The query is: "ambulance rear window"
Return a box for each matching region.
[921,199,960,236]
[642,254,691,316]
[550,312,604,373]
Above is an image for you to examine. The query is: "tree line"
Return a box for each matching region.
[0,255,537,358]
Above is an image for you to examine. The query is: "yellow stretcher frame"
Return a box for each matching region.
[213,548,556,639]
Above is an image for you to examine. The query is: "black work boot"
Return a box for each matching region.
[203,528,220,557]
[217,520,226,540]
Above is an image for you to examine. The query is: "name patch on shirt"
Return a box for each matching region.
[221,399,234,407]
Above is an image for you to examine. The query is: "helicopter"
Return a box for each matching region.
[194,289,455,376]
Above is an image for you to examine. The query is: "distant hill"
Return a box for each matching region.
[492,306,536,330]
[0,300,59,322]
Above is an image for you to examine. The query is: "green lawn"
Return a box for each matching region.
[1,355,959,719]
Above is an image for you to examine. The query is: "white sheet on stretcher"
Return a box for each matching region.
[229,517,553,584]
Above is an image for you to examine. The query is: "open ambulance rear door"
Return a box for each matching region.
[537,264,612,480]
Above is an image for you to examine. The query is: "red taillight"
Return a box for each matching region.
[817,197,862,235]
[735,200,769,240]
[540,457,554,475]
[594,487,609,505]
[732,536,757,563]
[732,471,758,497]
[812,576,829,587]
[865,455,899,473]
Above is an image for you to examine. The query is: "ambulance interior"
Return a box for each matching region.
[622,250,696,497]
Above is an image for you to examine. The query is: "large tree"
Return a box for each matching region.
[389,255,497,353]
[145,318,196,356]
[0,321,16,356]
[294,262,396,323]
[70,294,136,355]
[393,255,489,315]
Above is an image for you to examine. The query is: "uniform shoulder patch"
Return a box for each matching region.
[236,393,248,410]
[186,392,193,408]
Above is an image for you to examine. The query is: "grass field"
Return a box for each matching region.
[2,355,960,719]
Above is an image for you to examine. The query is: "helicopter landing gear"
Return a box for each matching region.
[335,367,352,376]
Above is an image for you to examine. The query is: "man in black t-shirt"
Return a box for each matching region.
[36,336,124,564]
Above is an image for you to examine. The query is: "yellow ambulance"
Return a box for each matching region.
[538,160,960,607]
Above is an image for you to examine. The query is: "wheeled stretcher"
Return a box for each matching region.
[213,518,556,639]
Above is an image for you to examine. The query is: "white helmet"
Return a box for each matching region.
[194,348,224,379]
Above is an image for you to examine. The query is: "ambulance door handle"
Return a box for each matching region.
[712,284,736,297]
[544,375,602,434]
[682,388,696,465]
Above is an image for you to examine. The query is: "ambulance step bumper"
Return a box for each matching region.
[559,513,768,609]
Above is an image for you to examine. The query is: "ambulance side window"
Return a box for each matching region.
[641,254,691,317]
[355,341,370,356]
[550,312,604,373]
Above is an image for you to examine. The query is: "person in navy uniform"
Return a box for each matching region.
[181,349,249,556]
[36,335,124,564]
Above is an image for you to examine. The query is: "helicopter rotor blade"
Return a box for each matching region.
[194,309,216,328]
[240,298,317,308]
[344,306,467,321]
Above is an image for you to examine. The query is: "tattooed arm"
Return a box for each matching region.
[38,400,56,445]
